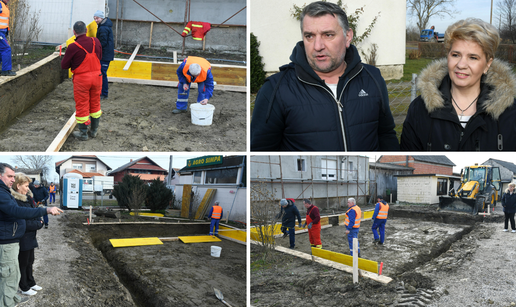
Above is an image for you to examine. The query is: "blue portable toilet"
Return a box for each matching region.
[63,173,83,209]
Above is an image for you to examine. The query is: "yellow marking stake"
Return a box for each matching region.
[179,236,222,243]
[312,247,379,274]
[109,237,163,248]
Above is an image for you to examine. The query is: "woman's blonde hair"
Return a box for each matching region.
[13,173,32,192]
[444,18,501,61]
[507,182,516,193]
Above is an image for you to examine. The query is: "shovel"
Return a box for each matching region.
[214,288,232,307]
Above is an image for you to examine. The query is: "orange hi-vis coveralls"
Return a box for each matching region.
[306,205,322,248]
[71,38,102,125]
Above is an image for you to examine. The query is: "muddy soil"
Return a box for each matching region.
[0,79,246,152]
[23,209,246,307]
[251,205,509,307]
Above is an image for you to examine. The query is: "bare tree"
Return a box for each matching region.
[407,0,458,32]
[251,180,281,262]
[496,0,516,43]
[128,184,147,220]
[9,0,43,65]
[11,155,52,181]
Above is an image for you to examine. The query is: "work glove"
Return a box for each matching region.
[308,222,313,229]
[183,83,189,91]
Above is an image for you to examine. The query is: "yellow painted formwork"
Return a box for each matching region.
[179,235,222,243]
[181,185,192,218]
[219,226,246,243]
[194,189,217,219]
[107,59,153,80]
[311,247,379,274]
[250,223,283,241]
[109,237,163,248]
[129,212,164,217]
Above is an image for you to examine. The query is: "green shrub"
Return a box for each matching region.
[112,174,147,212]
[145,178,174,212]
[251,32,266,93]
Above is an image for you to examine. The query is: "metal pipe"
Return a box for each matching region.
[218,6,246,26]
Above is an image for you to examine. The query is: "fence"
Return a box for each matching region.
[387,74,419,140]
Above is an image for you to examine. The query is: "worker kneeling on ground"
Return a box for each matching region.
[302,198,321,248]
[61,21,103,141]
[277,198,302,249]
[345,198,361,257]
[371,195,389,245]
[208,201,223,236]
[173,56,214,114]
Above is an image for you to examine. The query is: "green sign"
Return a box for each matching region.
[187,156,223,168]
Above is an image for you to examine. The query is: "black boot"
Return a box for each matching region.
[72,123,89,141]
[89,117,100,138]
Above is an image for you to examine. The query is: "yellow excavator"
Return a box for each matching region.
[439,164,501,215]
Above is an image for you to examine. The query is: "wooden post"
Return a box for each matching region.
[149,22,154,48]
[353,238,358,284]
[123,44,140,71]
[89,206,92,224]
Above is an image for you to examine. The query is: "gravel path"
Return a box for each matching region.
[427,221,516,307]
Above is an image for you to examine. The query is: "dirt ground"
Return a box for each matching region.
[0,79,246,152]
[22,208,246,307]
[251,205,512,307]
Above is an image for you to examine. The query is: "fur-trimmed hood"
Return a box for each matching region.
[10,188,33,202]
[417,58,516,120]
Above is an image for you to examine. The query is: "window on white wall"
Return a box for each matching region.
[193,172,202,184]
[86,164,96,172]
[321,159,336,181]
[297,159,306,172]
[72,163,83,170]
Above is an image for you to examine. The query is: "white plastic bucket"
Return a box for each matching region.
[190,103,215,126]
[211,246,222,257]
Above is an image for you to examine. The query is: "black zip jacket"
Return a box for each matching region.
[251,42,399,151]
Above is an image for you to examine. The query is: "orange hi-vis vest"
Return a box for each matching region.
[0,2,9,30]
[182,56,211,83]
[49,185,56,193]
[376,202,389,219]
[344,205,361,228]
[211,205,222,219]
[71,38,101,75]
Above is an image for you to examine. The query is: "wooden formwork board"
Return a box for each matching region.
[45,112,76,152]
[194,189,217,219]
[181,185,192,218]
[250,241,392,284]
[179,235,222,243]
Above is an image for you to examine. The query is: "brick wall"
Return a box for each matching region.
[378,156,453,175]
[397,176,436,204]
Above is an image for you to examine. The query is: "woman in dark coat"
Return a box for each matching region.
[502,183,516,232]
[12,173,44,296]
[401,18,516,151]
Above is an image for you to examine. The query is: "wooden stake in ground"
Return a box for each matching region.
[353,238,358,284]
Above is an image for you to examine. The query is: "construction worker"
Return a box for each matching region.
[48,182,56,204]
[371,195,389,245]
[278,198,302,249]
[93,10,114,100]
[0,0,14,76]
[208,201,223,236]
[173,56,214,114]
[345,198,361,257]
[302,199,321,248]
[61,21,103,141]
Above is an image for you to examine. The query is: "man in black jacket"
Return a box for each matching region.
[0,163,62,306]
[277,198,302,249]
[94,10,114,100]
[31,180,49,229]
[251,1,399,151]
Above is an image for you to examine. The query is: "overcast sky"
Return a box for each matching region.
[406,0,496,33]
[0,154,202,182]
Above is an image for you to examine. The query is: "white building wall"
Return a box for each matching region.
[25,0,105,44]
[398,176,436,204]
[250,0,406,78]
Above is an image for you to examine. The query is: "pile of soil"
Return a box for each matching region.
[24,210,246,306]
[0,79,246,151]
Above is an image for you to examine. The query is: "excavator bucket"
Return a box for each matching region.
[439,196,478,214]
